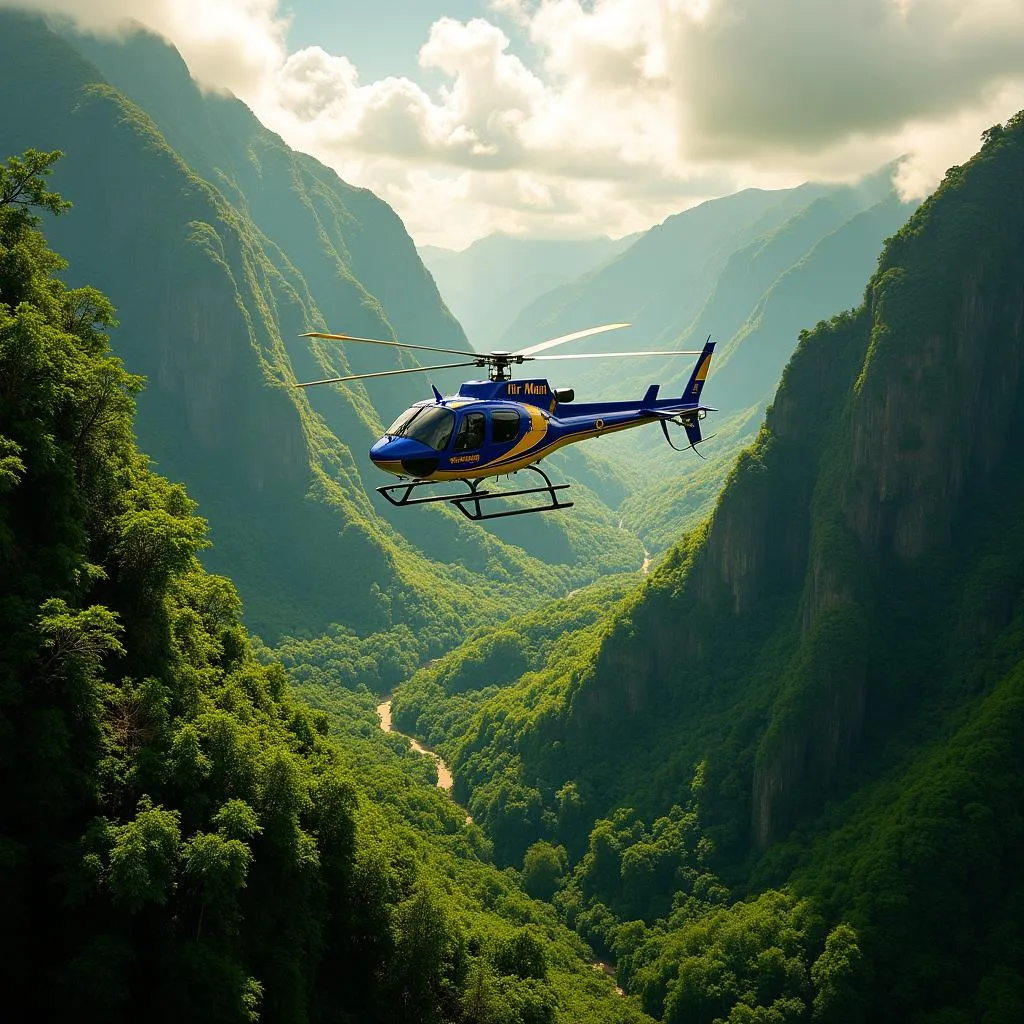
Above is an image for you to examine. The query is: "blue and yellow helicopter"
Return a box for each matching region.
[296,324,716,521]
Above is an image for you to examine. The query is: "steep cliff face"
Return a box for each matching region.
[742,133,1024,844]
[721,127,1024,847]
[844,241,1024,564]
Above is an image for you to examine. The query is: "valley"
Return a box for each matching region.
[391,112,1024,1024]
[3,7,1023,1024]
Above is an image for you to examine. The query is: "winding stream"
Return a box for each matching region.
[376,699,453,790]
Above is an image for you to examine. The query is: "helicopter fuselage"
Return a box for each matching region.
[368,376,708,482]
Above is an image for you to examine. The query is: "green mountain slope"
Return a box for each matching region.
[399,116,1024,1020]
[499,185,833,352]
[0,13,642,641]
[617,190,918,551]
[0,149,648,1024]
[507,176,916,556]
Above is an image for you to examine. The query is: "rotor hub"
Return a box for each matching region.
[479,351,526,381]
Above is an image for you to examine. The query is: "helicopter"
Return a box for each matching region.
[295,323,716,522]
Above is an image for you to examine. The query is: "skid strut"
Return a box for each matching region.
[377,465,573,522]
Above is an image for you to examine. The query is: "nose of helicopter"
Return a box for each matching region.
[369,436,402,474]
[369,436,391,459]
[369,436,438,479]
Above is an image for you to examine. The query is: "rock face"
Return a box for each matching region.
[493,115,1024,855]
[732,129,1024,847]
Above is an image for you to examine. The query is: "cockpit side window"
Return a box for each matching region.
[492,409,521,444]
[453,411,486,451]
[403,406,455,451]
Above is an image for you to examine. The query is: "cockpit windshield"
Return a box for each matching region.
[385,405,455,451]
[385,407,422,436]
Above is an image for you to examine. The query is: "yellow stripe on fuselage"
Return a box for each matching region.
[481,405,549,469]
[426,415,650,480]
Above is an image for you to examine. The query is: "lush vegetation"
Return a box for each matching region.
[390,572,642,752]
[0,150,651,1024]
[391,114,1024,1022]
[7,14,1024,1022]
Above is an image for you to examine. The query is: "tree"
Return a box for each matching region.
[811,923,864,1023]
[493,927,548,981]
[0,148,70,220]
[522,840,568,901]
[105,797,182,911]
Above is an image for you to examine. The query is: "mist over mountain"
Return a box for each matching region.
[419,233,637,351]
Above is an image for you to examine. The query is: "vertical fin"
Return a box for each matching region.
[682,336,715,403]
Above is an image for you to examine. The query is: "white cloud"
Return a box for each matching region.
[6,0,1024,246]
[892,79,1024,200]
[275,47,358,122]
[11,0,290,94]
[663,0,1024,159]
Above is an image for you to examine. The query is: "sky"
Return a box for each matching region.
[8,1,1024,248]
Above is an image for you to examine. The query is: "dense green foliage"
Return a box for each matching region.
[391,572,641,754]
[0,151,650,1024]
[392,114,1024,1021]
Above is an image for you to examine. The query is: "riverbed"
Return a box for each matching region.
[376,699,453,790]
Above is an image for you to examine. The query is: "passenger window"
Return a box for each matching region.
[492,409,521,444]
[453,411,486,451]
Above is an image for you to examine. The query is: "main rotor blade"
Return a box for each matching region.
[514,322,630,357]
[295,360,479,388]
[303,331,477,359]
[530,350,701,360]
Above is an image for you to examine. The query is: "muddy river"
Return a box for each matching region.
[376,699,453,790]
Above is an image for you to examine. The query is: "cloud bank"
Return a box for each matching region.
[6,0,1024,246]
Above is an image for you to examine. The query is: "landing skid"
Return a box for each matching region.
[377,464,574,521]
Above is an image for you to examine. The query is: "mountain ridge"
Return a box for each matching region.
[0,145,652,1024]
